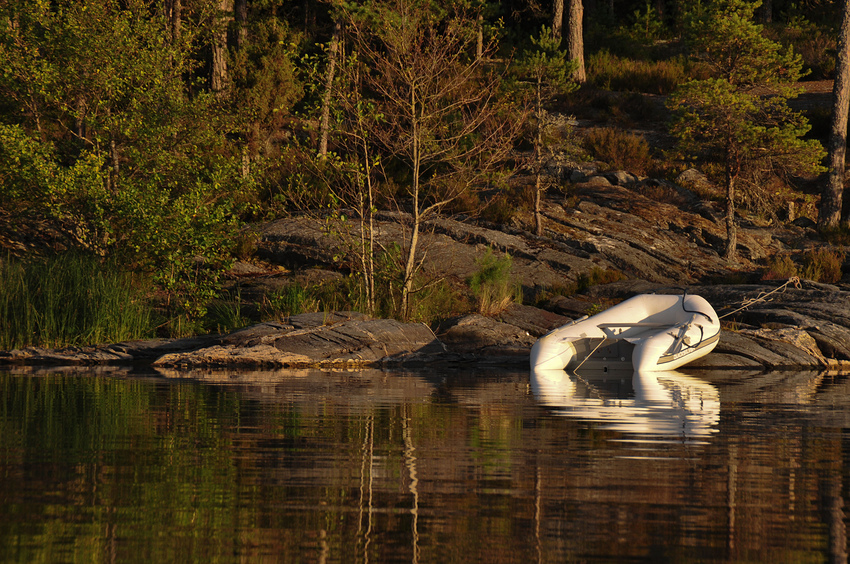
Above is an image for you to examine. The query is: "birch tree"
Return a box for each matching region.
[342,0,523,319]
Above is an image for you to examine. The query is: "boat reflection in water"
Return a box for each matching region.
[530,368,720,441]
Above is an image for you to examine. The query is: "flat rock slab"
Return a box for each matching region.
[155,316,448,368]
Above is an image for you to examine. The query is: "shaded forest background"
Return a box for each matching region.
[0,0,846,344]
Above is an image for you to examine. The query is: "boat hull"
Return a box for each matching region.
[530,293,720,373]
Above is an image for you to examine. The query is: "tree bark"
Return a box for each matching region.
[724,154,737,261]
[211,0,233,96]
[567,0,586,83]
[759,0,773,23]
[234,0,247,51]
[167,0,181,44]
[553,0,564,39]
[319,20,341,157]
[534,76,545,237]
[820,0,850,229]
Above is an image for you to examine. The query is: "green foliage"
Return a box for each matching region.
[520,26,578,93]
[766,15,836,80]
[761,253,799,281]
[669,0,826,258]
[582,127,653,175]
[625,1,667,44]
[0,253,154,349]
[468,248,519,315]
[820,225,850,246]
[0,0,258,323]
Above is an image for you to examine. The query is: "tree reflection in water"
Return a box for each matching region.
[0,368,847,563]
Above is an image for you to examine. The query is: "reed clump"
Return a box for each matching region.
[0,253,154,350]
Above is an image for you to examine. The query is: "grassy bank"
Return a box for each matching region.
[0,254,154,350]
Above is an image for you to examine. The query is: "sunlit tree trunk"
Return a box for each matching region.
[534,74,545,236]
[401,86,421,319]
[820,0,850,229]
[319,20,341,157]
[724,148,737,261]
[165,0,181,43]
[211,0,233,96]
[567,0,586,83]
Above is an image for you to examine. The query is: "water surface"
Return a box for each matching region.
[1,367,848,562]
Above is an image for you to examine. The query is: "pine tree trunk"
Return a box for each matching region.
[168,0,181,44]
[724,157,737,261]
[567,0,586,83]
[759,0,773,23]
[476,12,483,59]
[535,77,545,237]
[235,0,247,51]
[211,0,233,96]
[820,0,850,229]
[553,0,564,39]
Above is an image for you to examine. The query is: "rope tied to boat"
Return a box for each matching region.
[718,276,801,320]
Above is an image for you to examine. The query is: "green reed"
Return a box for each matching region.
[0,253,154,350]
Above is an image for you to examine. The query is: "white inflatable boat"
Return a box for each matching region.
[530,293,720,373]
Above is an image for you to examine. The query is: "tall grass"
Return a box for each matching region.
[587,50,695,95]
[468,248,520,315]
[0,253,154,350]
[582,127,653,175]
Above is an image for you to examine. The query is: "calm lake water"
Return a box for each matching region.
[1,366,849,563]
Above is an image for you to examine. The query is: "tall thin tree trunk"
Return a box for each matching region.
[319,20,341,157]
[724,155,737,261]
[534,77,545,237]
[820,0,850,229]
[402,87,420,320]
[553,0,564,39]
[476,12,484,59]
[567,0,586,83]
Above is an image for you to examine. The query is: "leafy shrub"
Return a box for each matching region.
[582,127,653,175]
[821,225,850,246]
[206,288,252,334]
[533,267,626,303]
[408,280,469,325]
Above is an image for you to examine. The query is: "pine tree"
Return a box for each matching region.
[668,0,825,261]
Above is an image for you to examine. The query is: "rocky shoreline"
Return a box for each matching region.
[3,170,849,375]
[2,278,849,373]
